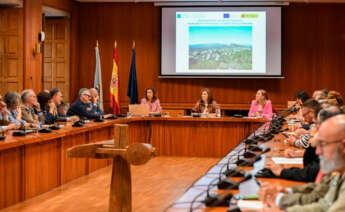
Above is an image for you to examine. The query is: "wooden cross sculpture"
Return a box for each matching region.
[67,124,155,212]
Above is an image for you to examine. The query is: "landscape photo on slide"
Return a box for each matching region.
[189,26,253,70]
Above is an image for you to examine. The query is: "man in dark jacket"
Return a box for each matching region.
[67,88,101,119]
[49,88,79,123]
[264,105,343,182]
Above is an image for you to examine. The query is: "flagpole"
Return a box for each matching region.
[132,40,135,49]
[96,40,99,47]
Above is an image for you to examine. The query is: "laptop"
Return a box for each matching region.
[128,104,150,116]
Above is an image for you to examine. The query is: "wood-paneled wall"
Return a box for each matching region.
[76,3,345,112]
[22,0,78,94]
[0,8,23,96]
[23,0,43,92]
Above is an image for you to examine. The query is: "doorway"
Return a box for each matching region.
[42,6,70,102]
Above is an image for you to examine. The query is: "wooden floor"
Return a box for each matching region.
[1,156,219,212]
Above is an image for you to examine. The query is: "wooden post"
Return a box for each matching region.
[66,124,155,212]
[109,156,131,212]
[110,124,131,212]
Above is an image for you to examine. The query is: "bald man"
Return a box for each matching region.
[259,114,345,212]
[89,88,104,116]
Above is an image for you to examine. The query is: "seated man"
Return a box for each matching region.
[89,88,104,116]
[288,90,310,121]
[67,88,101,119]
[286,99,320,148]
[312,90,327,101]
[49,88,79,123]
[20,89,39,128]
[259,114,345,212]
[265,105,342,182]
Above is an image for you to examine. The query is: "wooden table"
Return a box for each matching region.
[168,124,306,212]
[122,117,266,157]
[0,116,265,210]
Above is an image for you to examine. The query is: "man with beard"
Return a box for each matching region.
[259,114,345,212]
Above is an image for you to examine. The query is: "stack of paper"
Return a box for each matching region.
[272,157,303,164]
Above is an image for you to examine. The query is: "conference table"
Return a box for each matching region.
[0,116,266,210]
[167,122,306,212]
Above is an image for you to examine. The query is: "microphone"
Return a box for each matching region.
[210,154,245,178]
[222,154,246,178]
[202,163,230,207]
[205,175,253,207]
[244,138,258,145]
[217,173,252,190]
[247,144,263,152]
[235,148,271,167]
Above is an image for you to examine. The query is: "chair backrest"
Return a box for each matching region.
[287,101,296,108]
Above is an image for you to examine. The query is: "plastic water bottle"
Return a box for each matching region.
[38,112,45,129]
[216,105,221,117]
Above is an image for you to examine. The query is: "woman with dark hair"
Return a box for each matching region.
[192,88,219,114]
[140,87,161,113]
[37,91,55,124]
[248,89,273,119]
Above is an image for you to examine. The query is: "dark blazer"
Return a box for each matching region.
[67,98,100,119]
[280,146,320,182]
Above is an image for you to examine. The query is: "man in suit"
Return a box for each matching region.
[49,88,79,123]
[264,99,321,182]
[20,89,39,128]
[67,88,102,119]
[259,114,345,212]
[89,88,104,116]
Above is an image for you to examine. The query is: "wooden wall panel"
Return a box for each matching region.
[0,8,23,96]
[69,3,80,102]
[23,0,43,92]
[0,147,22,209]
[61,133,88,184]
[88,127,112,172]
[43,0,73,11]
[43,18,70,101]
[76,3,345,112]
[24,139,60,199]
[24,140,60,198]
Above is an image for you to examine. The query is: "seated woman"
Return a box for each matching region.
[192,88,218,114]
[248,89,273,119]
[0,94,19,131]
[37,91,55,124]
[4,92,30,129]
[140,87,161,114]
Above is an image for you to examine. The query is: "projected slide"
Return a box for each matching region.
[176,11,266,74]
[189,26,253,70]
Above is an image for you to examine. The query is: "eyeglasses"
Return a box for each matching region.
[82,93,91,98]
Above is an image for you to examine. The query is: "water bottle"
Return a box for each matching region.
[38,112,45,129]
[216,104,221,117]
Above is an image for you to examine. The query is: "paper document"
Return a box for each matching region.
[272,157,303,164]
[238,200,263,210]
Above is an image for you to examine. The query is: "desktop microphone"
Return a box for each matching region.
[236,148,271,167]
[202,164,231,207]
[244,138,258,145]
[205,175,253,207]
[247,144,263,152]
